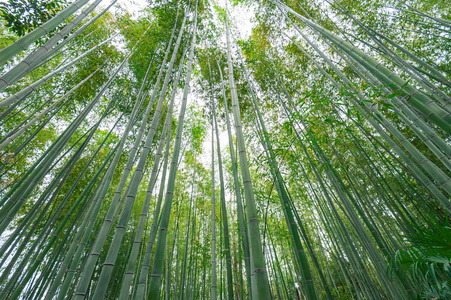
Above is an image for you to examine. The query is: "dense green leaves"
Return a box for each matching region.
[0,0,64,36]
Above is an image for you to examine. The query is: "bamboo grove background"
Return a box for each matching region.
[0,0,450,298]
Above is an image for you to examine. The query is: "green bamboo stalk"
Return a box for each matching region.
[217,62,252,300]
[211,109,217,300]
[0,0,90,65]
[180,163,196,300]
[0,0,105,90]
[87,9,189,300]
[289,12,451,165]
[3,105,117,299]
[281,21,451,209]
[0,113,121,278]
[0,82,65,135]
[274,0,451,134]
[297,5,451,156]
[344,54,451,171]
[166,201,182,300]
[117,52,181,297]
[90,52,182,299]
[146,5,197,297]
[56,47,160,299]
[133,46,188,300]
[329,0,451,96]
[0,69,99,151]
[34,143,118,299]
[236,48,320,299]
[0,54,128,235]
[44,150,121,299]
[396,0,451,28]
[280,98,383,298]
[72,18,182,297]
[26,0,119,75]
[212,75,234,300]
[224,5,271,299]
[277,85,406,298]
[0,35,115,110]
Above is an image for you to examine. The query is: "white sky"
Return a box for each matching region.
[116,0,255,39]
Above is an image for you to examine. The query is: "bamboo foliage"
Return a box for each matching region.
[0,0,450,299]
[0,0,105,91]
[0,0,90,65]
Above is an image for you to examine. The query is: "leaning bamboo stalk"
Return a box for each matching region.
[0,54,128,234]
[3,102,117,298]
[29,130,119,299]
[287,29,451,198]
[165,199,181,300]
[209,60,235,300]
[211,104,217,300]
[329,0,451,95]
[0,82,65,134]
[29,188,95,300]
[273,0,451,134]
[117,49,183,299]
[322,0,450,107]
[343,54,451,172]
[87,10,189,300]
[44,147,121,299]
[289,14,451,161]
[72,17,180,297]
[0,135,93,288]
[180,162,196,300]
[0,112,120,275]
[287,114,383,298]
[316,32,451,160]
[133,45,188,300]
[55,70,153,299]
[0,69,99,151]
[396,0,451,28]
[43,75,147,299]
[0,35,115,110]
[0,88,69,172]
[276,81,407,298]
[281,18,451,209]
[295,146,374,298]
[235,44,320,299]
[28,0,119,74]
[0,0,90,65]
[0,100,93,205]
[55,128,140,299]
[0,0,104,91]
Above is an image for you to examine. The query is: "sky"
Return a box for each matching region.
[117,0,256,39]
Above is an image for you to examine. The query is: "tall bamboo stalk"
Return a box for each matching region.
[146,3,198,298]
[224,4,271,299]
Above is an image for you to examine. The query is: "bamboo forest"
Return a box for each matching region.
[0,0,450,298]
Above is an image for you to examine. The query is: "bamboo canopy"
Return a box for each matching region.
[0,0,450,299]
